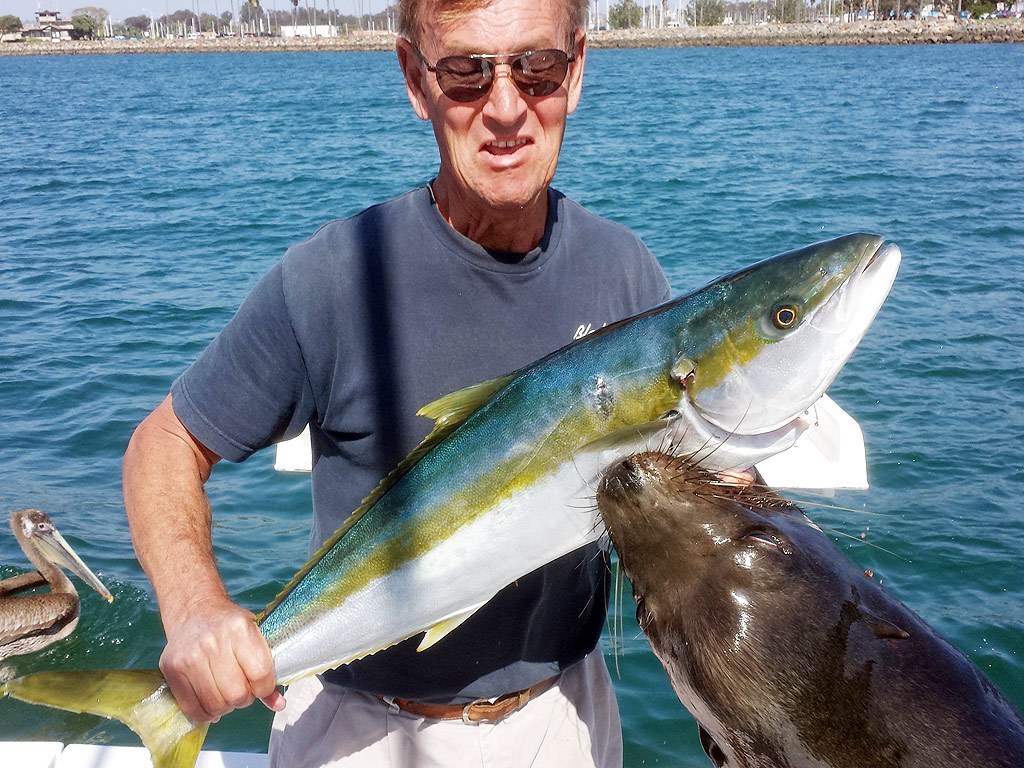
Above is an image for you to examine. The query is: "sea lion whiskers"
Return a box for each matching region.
[577,424,701,540]
[694,480,908,561]
[816,524,911,562]
[677,396,761,468]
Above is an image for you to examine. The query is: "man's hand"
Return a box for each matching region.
[160,594,284,723]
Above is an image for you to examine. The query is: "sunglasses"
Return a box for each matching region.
[416,44,577,103]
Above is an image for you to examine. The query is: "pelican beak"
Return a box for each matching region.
[36,526,115,603]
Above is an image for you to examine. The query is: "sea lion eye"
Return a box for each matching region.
[743,531,779,548]
[741,528,791,554]
[772,304,799,330]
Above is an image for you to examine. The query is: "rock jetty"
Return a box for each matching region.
[1,19,1022,56]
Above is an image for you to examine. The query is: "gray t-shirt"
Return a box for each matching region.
[172,184,670,703]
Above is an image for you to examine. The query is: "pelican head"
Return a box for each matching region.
[11,509,113,603]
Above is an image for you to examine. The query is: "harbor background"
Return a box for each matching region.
[2,19,1024,54]
[1,42,1023,766]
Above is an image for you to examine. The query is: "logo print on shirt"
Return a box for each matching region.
[573,322,607,340]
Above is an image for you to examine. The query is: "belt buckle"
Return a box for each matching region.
[461,698,487,725]
[462,690,529,725]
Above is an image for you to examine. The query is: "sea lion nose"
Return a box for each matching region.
[600,456,645,499]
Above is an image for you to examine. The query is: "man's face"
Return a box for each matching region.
[399,0,585,217]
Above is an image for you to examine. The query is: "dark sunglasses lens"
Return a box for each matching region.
[511,50,570,97]
[435,56,492,102]
[433,49,571,102]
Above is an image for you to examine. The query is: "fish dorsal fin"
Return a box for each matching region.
[417,374,516,426]
[416,602,488,652]
[257,375,514,625]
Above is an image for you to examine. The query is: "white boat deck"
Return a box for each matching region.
[0,742,268,767]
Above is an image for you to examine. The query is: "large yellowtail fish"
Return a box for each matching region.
[1,234,900,767]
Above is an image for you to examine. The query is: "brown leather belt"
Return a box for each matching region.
[380,674,559,724]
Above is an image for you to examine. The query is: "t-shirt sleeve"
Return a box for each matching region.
[634,234,672,306]
[170,262,314,462]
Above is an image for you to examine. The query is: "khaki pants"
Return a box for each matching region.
[268,650,622,768]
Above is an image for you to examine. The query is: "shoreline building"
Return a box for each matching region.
[21,10,75,41]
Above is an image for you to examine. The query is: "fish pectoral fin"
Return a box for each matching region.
[2,669,208,768]
[863,614,911,640]
[417,374,516,427]
[578,416,678,455]
[417,603,488,652]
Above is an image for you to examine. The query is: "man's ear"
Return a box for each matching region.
[565,31,587,116]
[397,37,432,121]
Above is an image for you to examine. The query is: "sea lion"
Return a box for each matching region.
[597,451,1024,768]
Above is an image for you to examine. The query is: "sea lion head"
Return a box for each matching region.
[597,451,835,636]
[598,451,899,767]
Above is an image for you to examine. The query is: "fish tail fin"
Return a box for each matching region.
[1,669,209,768]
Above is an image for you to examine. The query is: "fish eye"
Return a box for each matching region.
[771,304,799,330]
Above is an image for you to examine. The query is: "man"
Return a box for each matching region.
[122,0,670,765]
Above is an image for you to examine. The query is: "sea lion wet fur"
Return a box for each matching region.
[597,451,1024,768]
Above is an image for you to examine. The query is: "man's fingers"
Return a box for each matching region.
[208,653,257,713]
[261,689,287,713]
[161,653,220,723]
[235,627,277,701]
[159,602,270,723]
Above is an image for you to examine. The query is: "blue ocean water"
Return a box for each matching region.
[1,43,1022,765]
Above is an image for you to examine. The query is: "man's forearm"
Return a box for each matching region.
[122,395,284,723]
[123,395,226,627]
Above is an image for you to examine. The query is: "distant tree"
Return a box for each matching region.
[686,0,727,24]
[73,5,109,18]
[239,0,259,23]
[240,0,267,28]
[169,10,198,25]
[72,6,108,36]
[609,0,643,27]
[123,14,150,33]
[156,9,199,34]
[199,12,219,31]
[72,6,109,30]
[0,13,22,34]
[70,13,100,38]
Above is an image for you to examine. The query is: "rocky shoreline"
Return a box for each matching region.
[1,19,1022,56]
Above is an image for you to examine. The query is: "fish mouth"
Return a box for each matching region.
[668,396,816,471]
[805,240,901,339]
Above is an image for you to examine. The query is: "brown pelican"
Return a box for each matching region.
[0,508,113,662]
